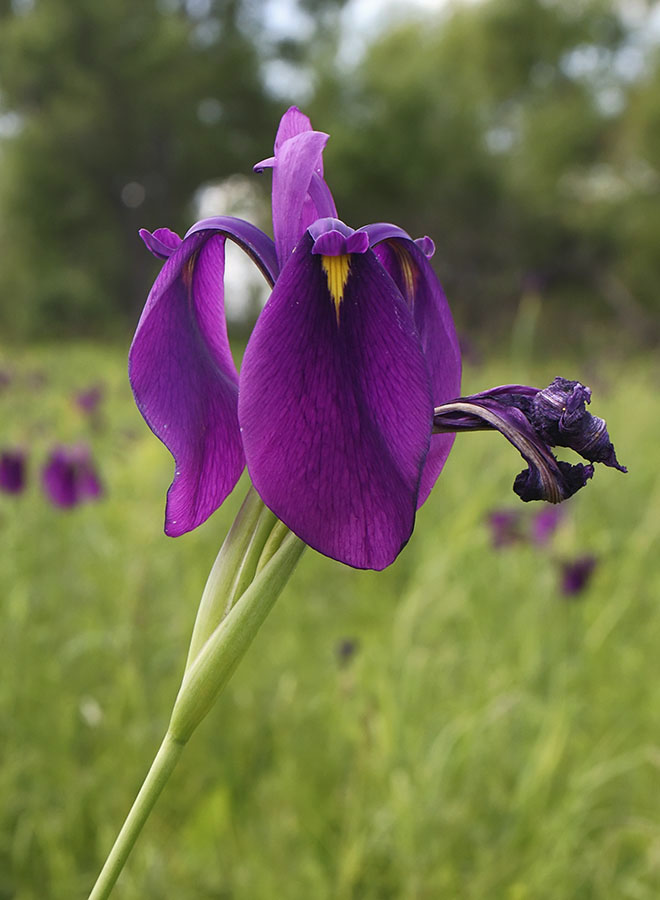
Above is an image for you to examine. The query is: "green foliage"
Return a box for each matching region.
[0,339,653,898]
[313,0,659,335]
[0,0,659,339]
[0,0,277,337]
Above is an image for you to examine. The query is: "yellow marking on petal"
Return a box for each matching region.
[392,244,416,299]
[321,254,351,324]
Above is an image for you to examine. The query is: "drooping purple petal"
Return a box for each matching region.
[531,378,626,472]
[370,232,462,505]
[456,380,627,474]
[130,231,244,536]
[185,216,279,285]
[432,374,627,505]
[434,396,594,503]
[238,232,434,570]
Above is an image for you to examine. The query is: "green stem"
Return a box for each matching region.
[220,503,278,620]
[88,524,305,899]
[256,520,291,573]
[169,531,305,743]
[88,734,185,900]
[185,488,265,670]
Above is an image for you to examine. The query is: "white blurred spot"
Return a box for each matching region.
[195,176,271,323]
[197,97,224,126]
[121,181,146,208]
[79,695,103,728]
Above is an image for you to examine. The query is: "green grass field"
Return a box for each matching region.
[0,340,656,899]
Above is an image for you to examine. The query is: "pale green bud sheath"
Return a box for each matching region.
[170,529,304,743]
[184,488,276,670]
[87,506,304,900]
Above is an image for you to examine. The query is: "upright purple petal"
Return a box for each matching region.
[239,233,433,570]
[129,230,245,536]
[273,106,316,154]
[255,109,337,261]
[271,130,330,264]
[371,234,462,505]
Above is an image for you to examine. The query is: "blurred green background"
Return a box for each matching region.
[0,0,658,897]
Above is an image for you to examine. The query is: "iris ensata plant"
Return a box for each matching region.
[88,108,625,899]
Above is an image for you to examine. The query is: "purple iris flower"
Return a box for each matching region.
[0,448,27,494]
[433,377,626,504]
[531,506,563,546]
[75,383,105,417]
[42,444,103,508]
[129,107,461,570]
[487,509,523,548]
[560,555,597,596]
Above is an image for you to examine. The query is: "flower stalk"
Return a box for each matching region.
[87,493,304,900]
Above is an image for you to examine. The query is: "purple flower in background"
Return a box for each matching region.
[335,638,359,667]
[433,377,626,505]
[531,506,563,546]
[488,509,523,548]
[75,383,105,417]
[0,449,27,494]
[42,445,103,508]
[560,555,597,596]
[130,107,461,570]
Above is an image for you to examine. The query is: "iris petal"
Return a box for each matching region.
[371,235,462,506]
[238,233,434,570]
[273,106,317,157]
[271,131,330,264]
[185,215,279,284]
[129,231,245,536]
[139,227,183,260]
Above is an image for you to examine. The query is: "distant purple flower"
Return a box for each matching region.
[560,556,597,596]
[335,638,359,667]
[75,384,105,417]
[433,377,626,505]
[130,107,461,570]
[42,445,103,508]
[531,506,563,546]
[0,369,12,392]
[0,449,26,494]
[488,509,523,548]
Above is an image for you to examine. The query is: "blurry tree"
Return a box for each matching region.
[313,0,658,338]
[613,43,660,325]
[0,0,280,336]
